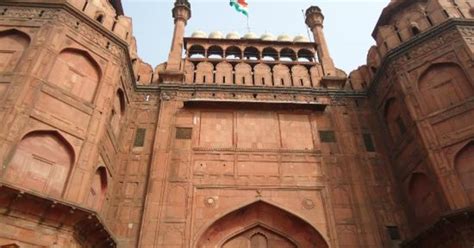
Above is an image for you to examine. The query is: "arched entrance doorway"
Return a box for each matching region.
[196,201,329,248]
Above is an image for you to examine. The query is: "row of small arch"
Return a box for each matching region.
[187,45,316,62]
[184,61,323,87]
[191,31,310,43]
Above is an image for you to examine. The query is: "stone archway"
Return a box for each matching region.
[196,201,329,248]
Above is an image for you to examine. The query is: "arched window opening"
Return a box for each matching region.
[48,48,101,102]
[244,47,260,60]
[297,49,315,62]
[454,142,474,202]
[280,48,297,62]
[0,29,31,73]
[111,89,126,136]
[262,47,278,61]
[225,46,242,60]
[86,166,108,210]
[208,45,224,59]
[383,98,406,141]
[3,131,74,197]
[95,13,105,23]
[418,63,473,114]
[188,45,205,59]
[250,233,268,248]
[411,23,421,35]
[408,173,442,225]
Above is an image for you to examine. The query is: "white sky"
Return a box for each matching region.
[122,0,389,73]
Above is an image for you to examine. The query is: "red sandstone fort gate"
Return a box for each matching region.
[0,0,473,247]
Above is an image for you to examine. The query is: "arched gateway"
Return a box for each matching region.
[196,201,329,248]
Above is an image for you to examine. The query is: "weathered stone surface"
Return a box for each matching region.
[0,0,473,247]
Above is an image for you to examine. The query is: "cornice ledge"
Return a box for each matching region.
[136,83,368,98]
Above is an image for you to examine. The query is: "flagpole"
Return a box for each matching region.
[246,15,250,33]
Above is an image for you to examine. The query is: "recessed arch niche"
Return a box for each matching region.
[0,29,31,73]
[454,141,474,203]
[3,130,75,198]
[85,166,108,210]
[196,201,329,248]
[408,172,442,226]
[48,48,102,102]
[111,88,126,136]
[418,63,473,115]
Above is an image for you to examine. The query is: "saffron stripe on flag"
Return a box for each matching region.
[230,0,248,16]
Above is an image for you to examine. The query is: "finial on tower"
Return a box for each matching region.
[304,6,335,76]
[305,6,324,28]
[172,0,191,24]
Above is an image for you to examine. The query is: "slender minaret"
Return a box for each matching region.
[305,6,336,76]
[166,0,191,72]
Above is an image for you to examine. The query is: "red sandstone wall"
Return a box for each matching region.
[0,1,135,246]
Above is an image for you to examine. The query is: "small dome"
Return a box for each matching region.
[209,31,223,39]
[294,35,309,42]
[226,32,241,39]
[242,32,258,39]
[261,33,275,41]
[191,30,207,38]
[277,34,292,42]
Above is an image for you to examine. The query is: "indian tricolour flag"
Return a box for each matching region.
[230,0,249,16]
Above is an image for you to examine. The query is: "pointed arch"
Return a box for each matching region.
[48,48,102,102]
[85,166,108,210]
[383,97,406,141]
[223,224,296,248]
[195,200,329,248]
[408,172,442,226]
[417,62,473,114]
[94,12,105,23]
[454,141,474,202]
[3,130,75,198]
[111,88,126,136]
[0,29,31,73]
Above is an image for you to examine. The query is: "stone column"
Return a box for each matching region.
[305,6,336,76]
[166,0,191,72]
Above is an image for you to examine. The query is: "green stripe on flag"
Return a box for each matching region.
[230,0,248,16]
